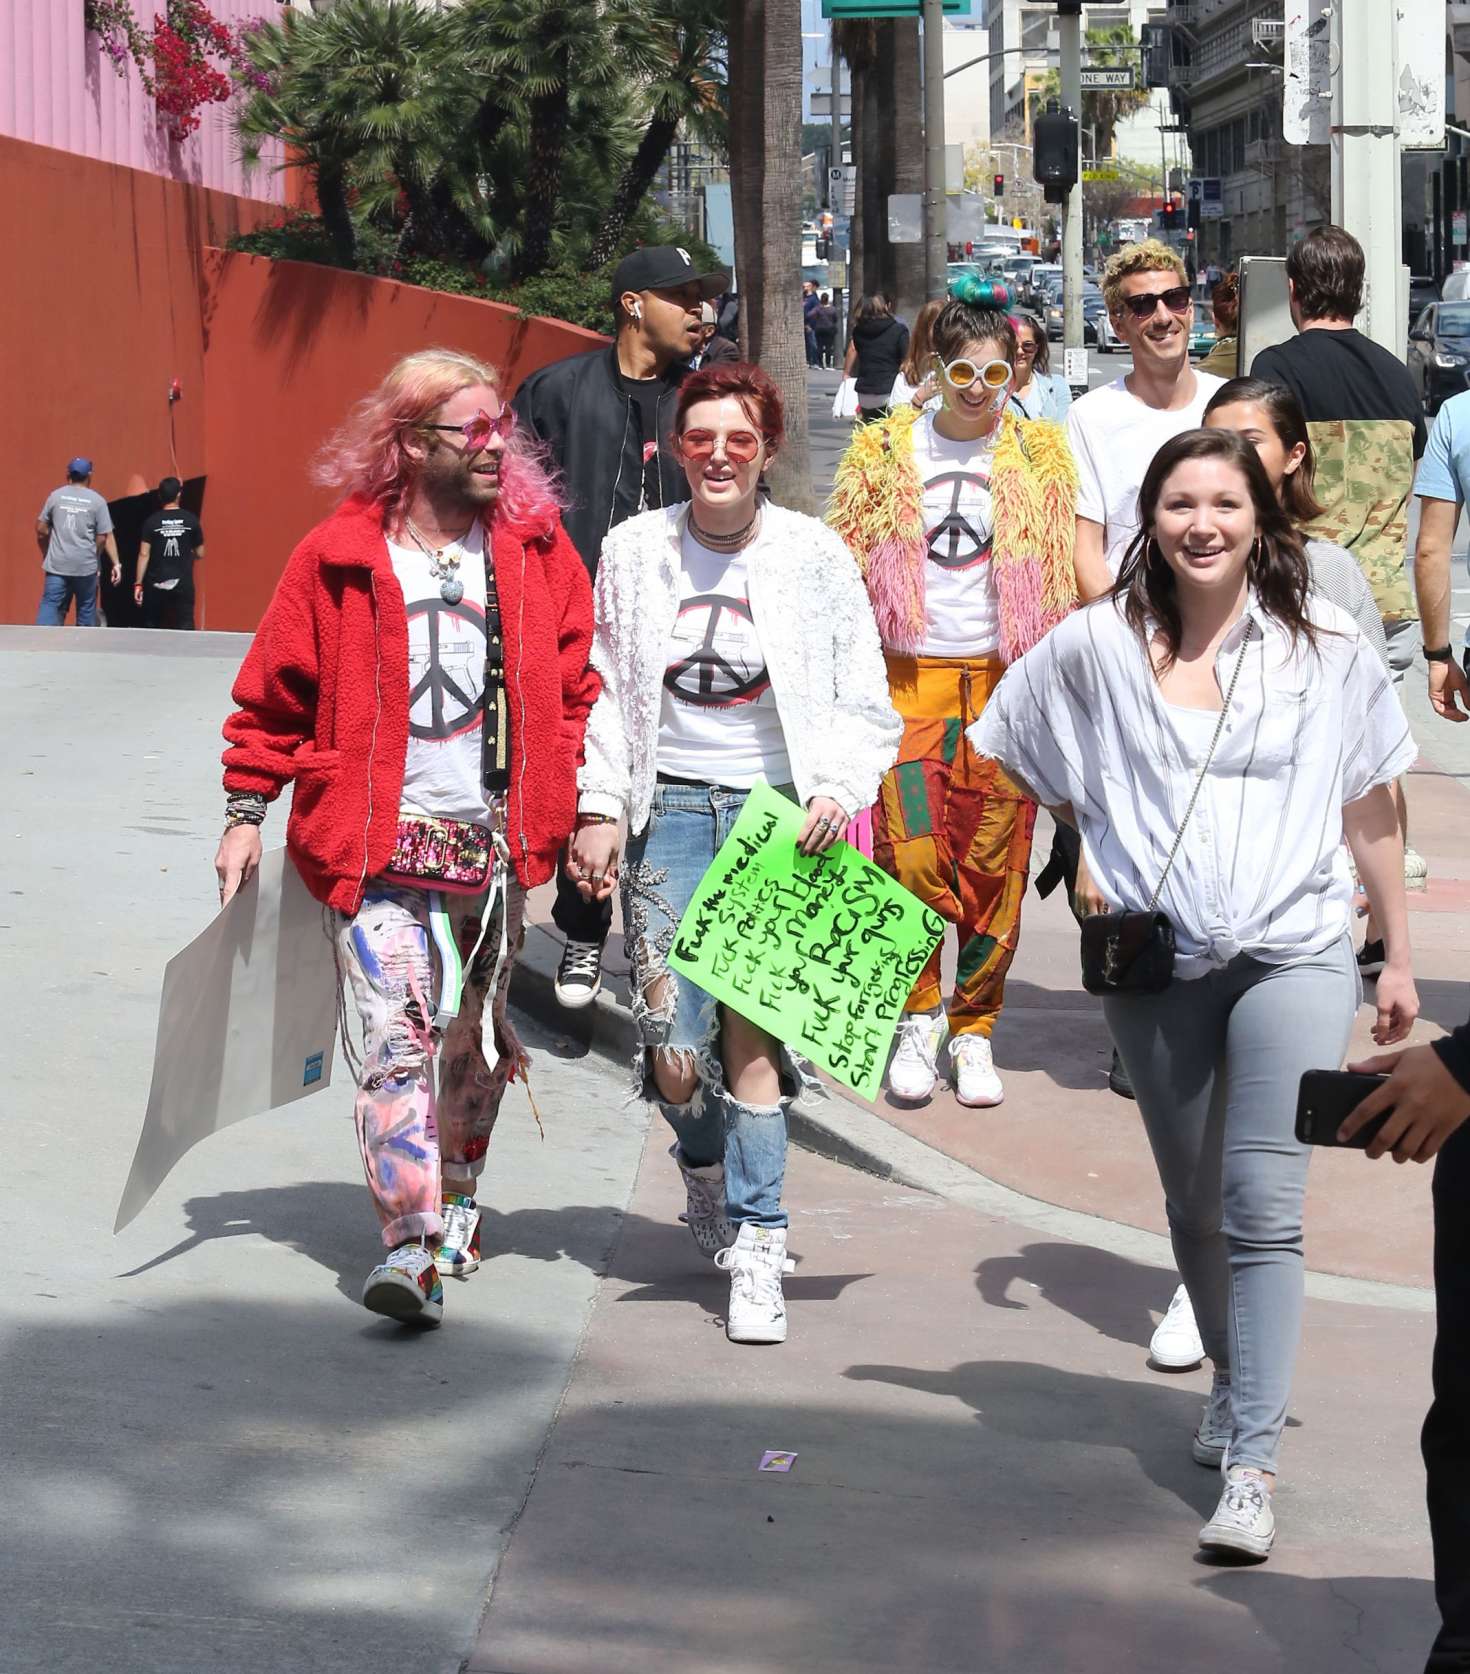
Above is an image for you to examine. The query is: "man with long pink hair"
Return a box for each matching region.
[214,347,598,1327]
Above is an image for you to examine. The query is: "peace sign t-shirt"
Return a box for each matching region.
[656,529,793,789]
[388,523,497,825]
[911,411,1000,658]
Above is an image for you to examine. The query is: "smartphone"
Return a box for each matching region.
[1295,1070,1393,1148]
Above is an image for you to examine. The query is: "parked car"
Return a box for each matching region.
[1189,301,1217,358]
[1044,284,1106,343]
[1095,303,1123,354]
[1408,301,1470,413]
[1408,274,1439,330]
[1023,263,1063,307]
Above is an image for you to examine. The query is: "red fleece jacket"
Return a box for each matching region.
[222,494,599,913]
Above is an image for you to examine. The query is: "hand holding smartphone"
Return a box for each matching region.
[1295,1070,1394,1149]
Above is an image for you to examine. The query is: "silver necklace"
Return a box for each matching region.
[404,515,476,604]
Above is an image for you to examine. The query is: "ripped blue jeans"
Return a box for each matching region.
[620,780,807,1229]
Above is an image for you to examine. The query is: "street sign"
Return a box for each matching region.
[828,164,856,214]
[1080,67,1136,91]
[1083,168,1120,182]
[1064,347,1088,390]
[821,0,967,15]
[1188,177,1224,219]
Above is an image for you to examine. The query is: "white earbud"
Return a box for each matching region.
[633,305,643,321]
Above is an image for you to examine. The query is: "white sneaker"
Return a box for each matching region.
[1404,846,1429,892]
[433,1193,482,1278]
[951,1033,1004,1107]
[362,1244,444,1326]
[1150,1283,1205,1370]
[888,1011,947,1104]
[1192,1372,1233,1468]
[715,1223,789,1344]
[670,1143,736,1261]
[554,938,603,1008]
[1200,1466,1275,1560]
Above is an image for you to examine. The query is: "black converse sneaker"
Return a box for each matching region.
[554,938,603,1009]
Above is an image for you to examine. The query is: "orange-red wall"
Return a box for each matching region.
[2,133,604,631]
[199,251,604,631]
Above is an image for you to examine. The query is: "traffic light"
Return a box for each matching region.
[1033,100,1079,203]
[993,173,1004,196]
[815,236,832,259]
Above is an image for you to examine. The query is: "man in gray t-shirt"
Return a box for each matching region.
[35,457,120,626]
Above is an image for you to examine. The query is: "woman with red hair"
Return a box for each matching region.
[215,348,598,1328]
[569,363,900,1344]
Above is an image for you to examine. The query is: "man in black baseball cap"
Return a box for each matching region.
[513,243,729,1011]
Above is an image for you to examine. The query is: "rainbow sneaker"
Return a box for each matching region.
[434,1194,482,1279]
[362,1244,444,1326]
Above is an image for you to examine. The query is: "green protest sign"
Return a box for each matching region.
[667,782,944,1102]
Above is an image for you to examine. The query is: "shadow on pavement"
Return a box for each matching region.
[976,1239,1175,1352]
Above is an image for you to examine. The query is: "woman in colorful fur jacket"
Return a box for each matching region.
[829,288,1077,1110]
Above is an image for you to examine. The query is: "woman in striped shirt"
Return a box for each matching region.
[972,427,1418,1564]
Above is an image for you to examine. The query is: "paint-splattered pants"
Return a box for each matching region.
[337,881,526,1249]
[873,653,1036,1039]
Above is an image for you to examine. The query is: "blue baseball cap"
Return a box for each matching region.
[67,457,94,477]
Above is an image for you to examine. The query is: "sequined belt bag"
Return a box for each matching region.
[383,813,494,895]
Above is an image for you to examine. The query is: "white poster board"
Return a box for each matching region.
[115,848,340,1232]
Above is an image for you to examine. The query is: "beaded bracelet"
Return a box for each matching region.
[224,792,267,829]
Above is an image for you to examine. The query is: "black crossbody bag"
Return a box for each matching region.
[1079,635,1249,997]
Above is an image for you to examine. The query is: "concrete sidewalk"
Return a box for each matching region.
[469,1121,1438,1674]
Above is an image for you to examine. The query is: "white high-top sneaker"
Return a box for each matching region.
[888,1011,947,1104]
[715,1223,789,1344]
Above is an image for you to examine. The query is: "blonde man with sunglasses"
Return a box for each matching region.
[830,288,1077,1109]
[1068,240,1226,600]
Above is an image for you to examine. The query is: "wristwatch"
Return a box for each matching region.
[1424,644,1454,663]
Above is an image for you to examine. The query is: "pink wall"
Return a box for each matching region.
[0,0,285,200]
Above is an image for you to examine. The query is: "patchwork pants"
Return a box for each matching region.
[873,653,1036,1039]
[337,880,526,1249]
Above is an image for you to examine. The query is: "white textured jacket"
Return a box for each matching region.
[578,503,901,832]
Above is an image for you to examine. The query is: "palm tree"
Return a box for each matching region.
[454,0,646,279]
[726,0,811,512]
[888,18,926,322]
[587,0,727,268]
[238,0,473,265]
[833,18,882,301]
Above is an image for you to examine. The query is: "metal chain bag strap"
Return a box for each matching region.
[1079,630,1251,997]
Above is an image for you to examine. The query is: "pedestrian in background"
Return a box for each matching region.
[1197,272,1240,380]
[843,294,909,423]
[135,476,205,630]
[1252,227,1430,935]
[570,363,899,1344]
[1204,378,1388,665]
[892,298,944,411]
[216,348,598,1328]
[974,427,1417,1562]
[514,244,728,1013]
[1409,387,1470,725]
[1008,311,1072,422]
[812,290,838,368]
[1068,239,1226,597]
[830,291,1076,1110]
[803,279,821,368]
[689,302,737,370]
[34,456,121,626]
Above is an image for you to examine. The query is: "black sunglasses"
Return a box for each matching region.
[1120,285,1192,321]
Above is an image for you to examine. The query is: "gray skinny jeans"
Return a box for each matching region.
[1103,934,1359,1474]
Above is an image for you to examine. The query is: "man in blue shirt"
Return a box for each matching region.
[1412,393,1470,721]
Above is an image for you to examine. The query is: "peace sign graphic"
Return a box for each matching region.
[663,592,771,708]
[924,470,994,572]
[407,595,486,741]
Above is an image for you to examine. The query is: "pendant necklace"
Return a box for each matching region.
[404,515,476,604]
